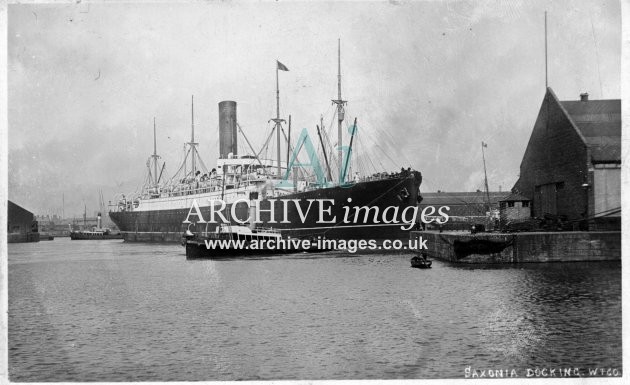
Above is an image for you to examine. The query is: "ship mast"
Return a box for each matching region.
[276,68,280,177]
[173,95,207,183]
[545,11,548,89]
[152,117,159,187]
[189,95,197,177]
[272,61,288,177]
[481,141,491,214]
[332,39,347,182]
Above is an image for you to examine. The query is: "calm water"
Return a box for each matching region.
[8,238,622,381]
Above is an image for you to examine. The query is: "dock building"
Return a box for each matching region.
[7,200,39,243]
[418,191,505,230]
[512,88,620,231]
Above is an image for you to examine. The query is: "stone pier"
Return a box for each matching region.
[410,231,621,263]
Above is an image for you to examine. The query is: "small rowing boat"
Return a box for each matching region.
[411,254,432,269]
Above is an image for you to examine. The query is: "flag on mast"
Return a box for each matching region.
[482,141,487,148]
[277,60,289,71]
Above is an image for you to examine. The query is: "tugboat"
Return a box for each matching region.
[410,253,432,269]
[183,223,328,259]
[70,212,123,240]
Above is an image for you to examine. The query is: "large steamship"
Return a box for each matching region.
[109,43,422,242]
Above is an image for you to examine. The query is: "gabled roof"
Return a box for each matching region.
[419,191,505,206]
[8,200,35,216]
[499,192,530,202]
[558,97,621,163]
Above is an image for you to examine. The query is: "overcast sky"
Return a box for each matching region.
[7,0,621,217]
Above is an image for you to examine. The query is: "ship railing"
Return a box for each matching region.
[149,178,266,199]
[251,227,281,234]
[110,175,407,212]
[163,186,221,197]
[286,170,412,191]
[113,170,413,210]
[357,169,414,183]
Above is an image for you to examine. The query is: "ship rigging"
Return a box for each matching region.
[109,41,422,242]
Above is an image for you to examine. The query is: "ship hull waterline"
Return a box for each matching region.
[109,173,422,243]
[70,232,124,240]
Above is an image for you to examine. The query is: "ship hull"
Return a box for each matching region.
[70,232,123,240]
[110,172,422,243]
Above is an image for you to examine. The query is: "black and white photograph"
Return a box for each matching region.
[2,0,625,382]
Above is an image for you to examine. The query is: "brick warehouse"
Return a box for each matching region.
[513,88,621,230]
[7,200,40,243]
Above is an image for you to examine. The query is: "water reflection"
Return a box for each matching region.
[8,239,621,381]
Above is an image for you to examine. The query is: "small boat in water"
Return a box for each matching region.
[70,213,123,240]
[411,254,432,269]
[70,228,123,240]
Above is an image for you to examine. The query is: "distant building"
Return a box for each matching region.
[419,191,505,215]
[7,201,39,243]
[513,88,621,230]
[418,191,505,230]
[499,192,531,222]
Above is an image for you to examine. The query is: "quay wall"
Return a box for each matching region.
[410,231,621,263]
[123,231,183,243]
[7,233,40,243]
